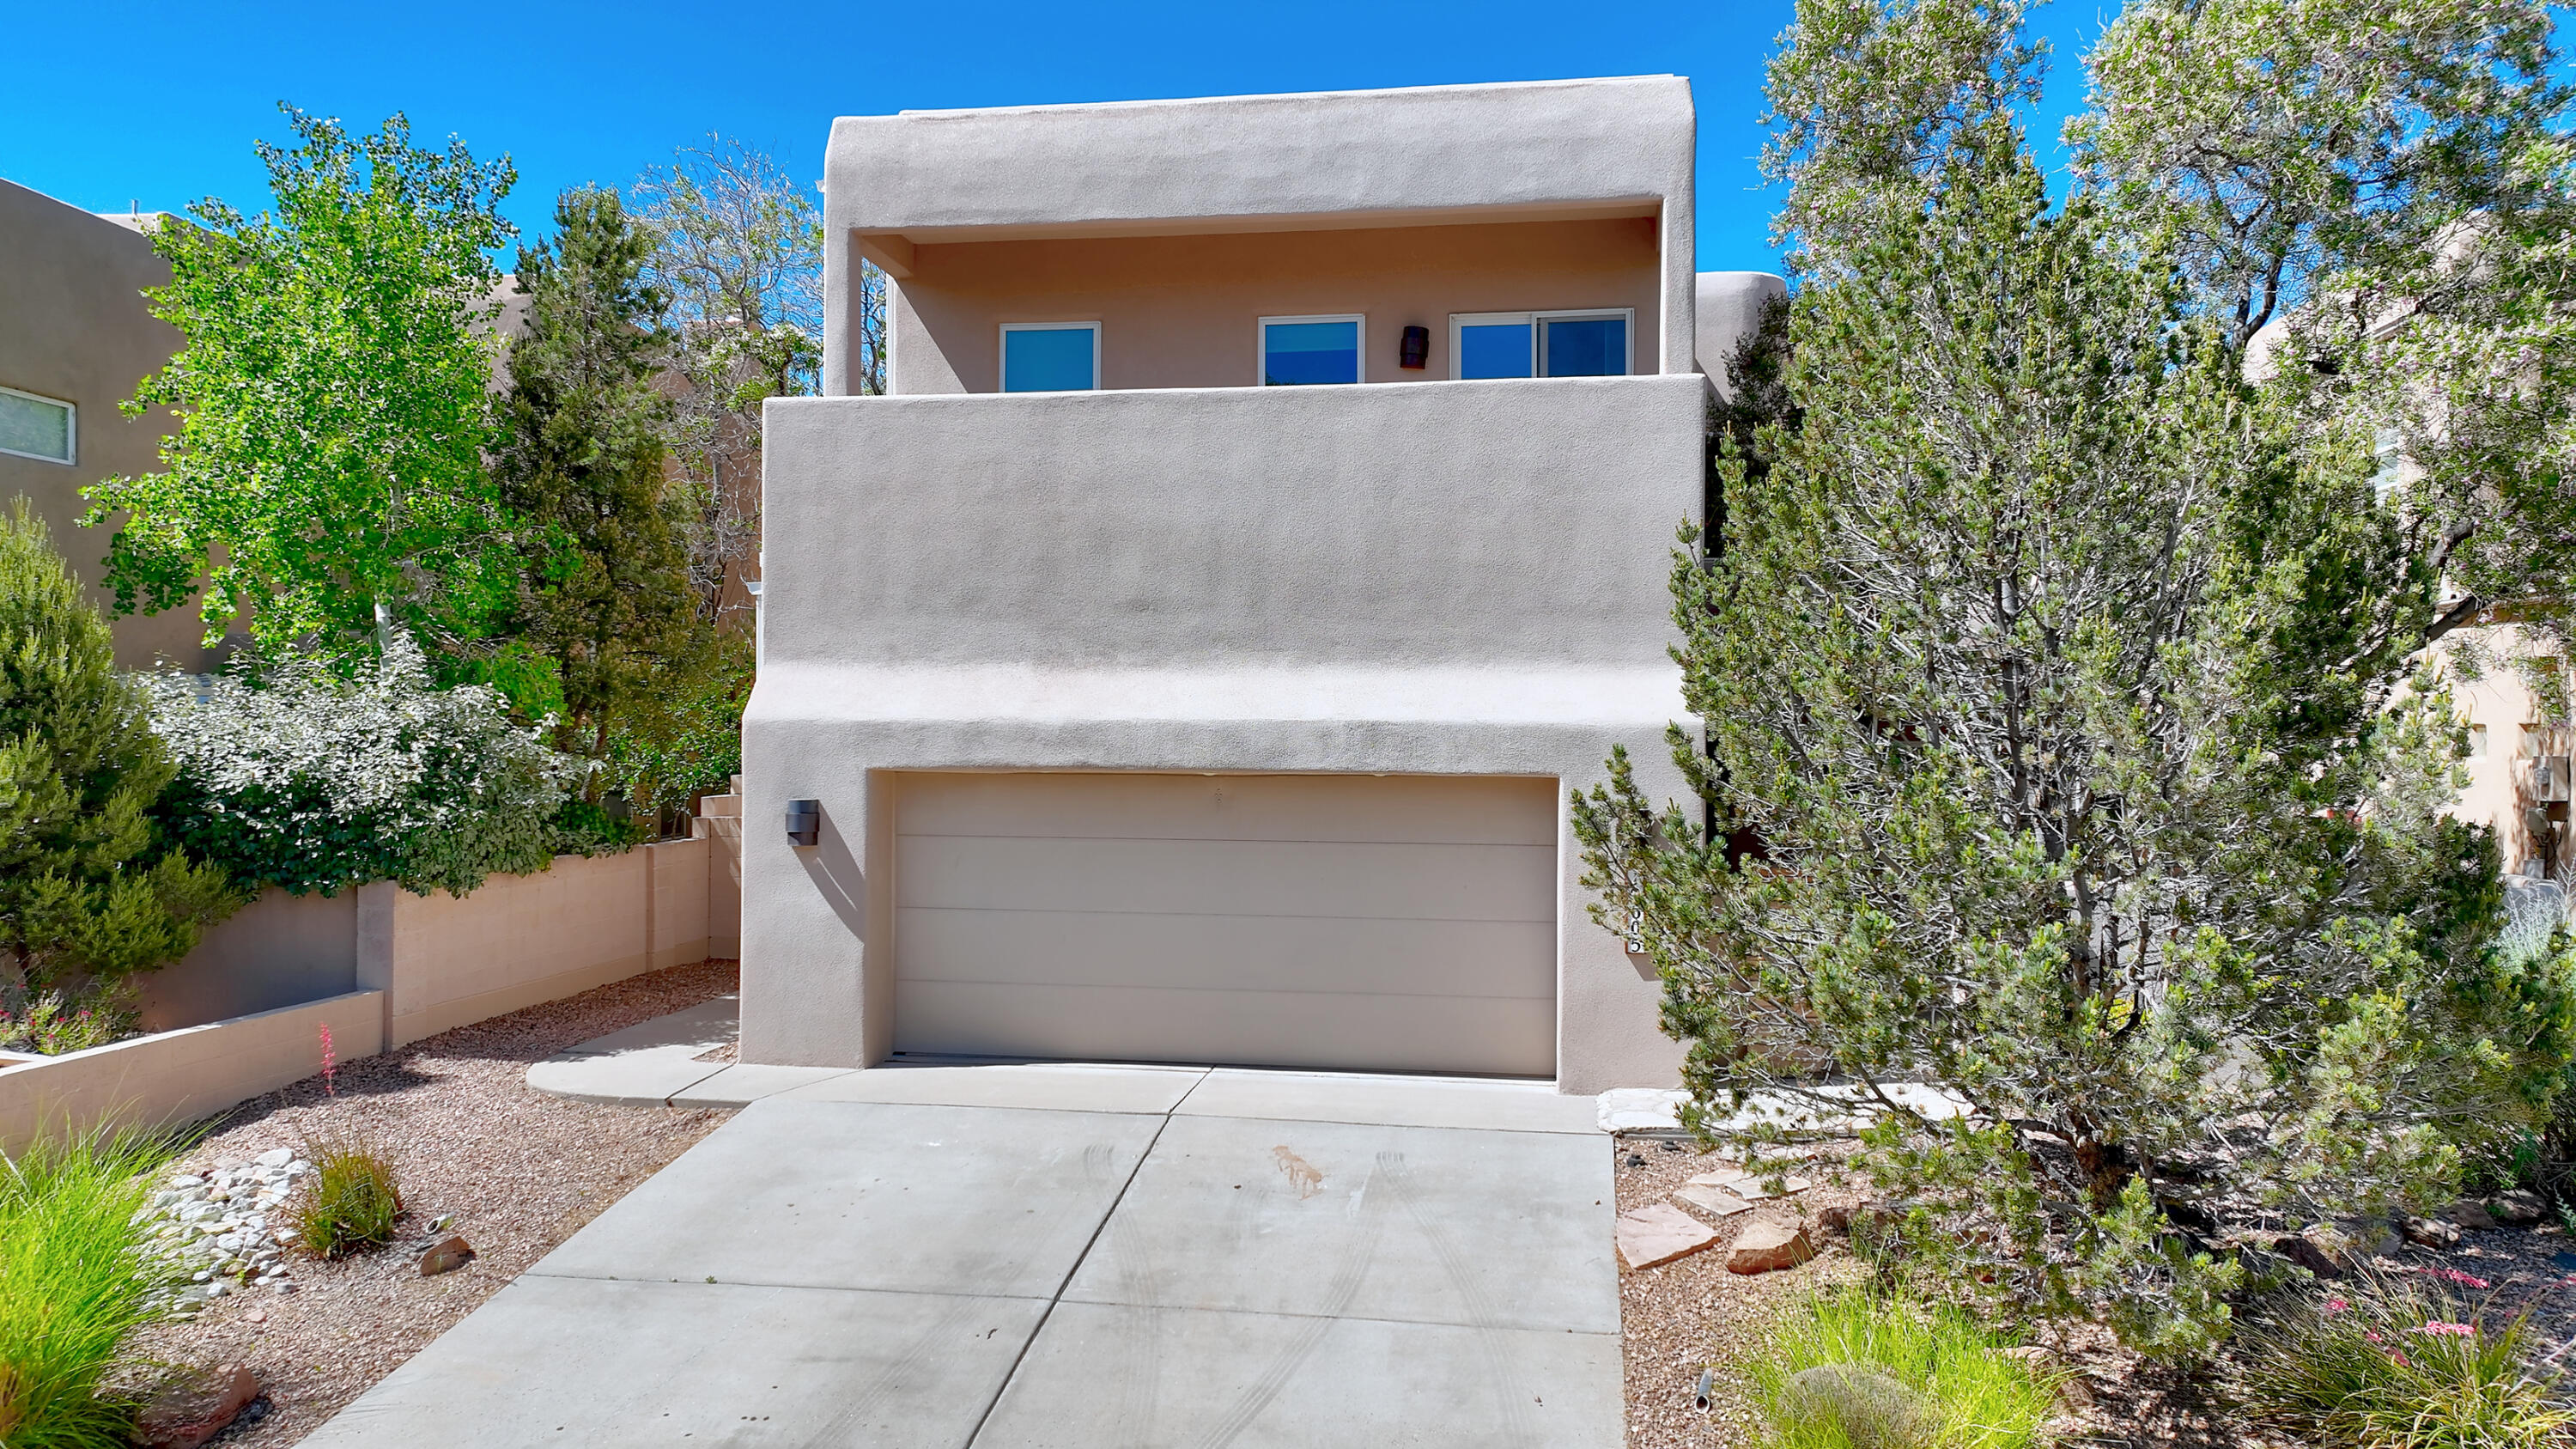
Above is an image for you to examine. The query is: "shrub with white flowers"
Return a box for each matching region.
[147,632,588,897]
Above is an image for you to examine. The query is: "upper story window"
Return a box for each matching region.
[1260,315,1363,387]
[0,385,76,465]
[1000,322,1101,393]
[1450,310,1632,380]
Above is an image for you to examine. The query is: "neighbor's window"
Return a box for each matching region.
[0,385,75,465]
[1260,315,1363,386]
[1000,323,1101,393]
[1449,311,1633,380]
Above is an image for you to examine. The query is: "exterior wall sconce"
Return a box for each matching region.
[1399,326,1429,370]
[786,799,821,846]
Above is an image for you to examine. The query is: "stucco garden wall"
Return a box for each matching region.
[4,815,749,1149]
[0,990,385,1156]
[746,375,1704,1093]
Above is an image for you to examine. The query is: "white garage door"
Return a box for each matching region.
[892,772,1557,1077]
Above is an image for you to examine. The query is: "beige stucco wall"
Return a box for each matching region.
[889,216,1662,394]
[695,793,744,959]
[0,990,385,1155]
[356,840,716,1050]
[0,826,749,1150]
[0,180,209,670]
[137,886,360,1032]
[747,375,1705,1094]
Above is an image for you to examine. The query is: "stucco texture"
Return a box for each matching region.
[745,374,1704,1093]
[0,180,207,669]
[890,216,1662,394]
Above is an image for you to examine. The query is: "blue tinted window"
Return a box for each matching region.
[1458,323,1533,380]
[1002,326,1097,392]
[1541,316,1626,377]
[1262,320,1359,386]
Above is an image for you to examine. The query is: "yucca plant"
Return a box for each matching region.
[2243,1268,2573,1449]
[286,1134,402,1258]
[0,1128,184,1449]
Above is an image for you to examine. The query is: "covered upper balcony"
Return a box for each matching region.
[819,76,1699,396]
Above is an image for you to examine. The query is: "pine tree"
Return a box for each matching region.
[1574,132,2573,1355]
[0,502,235,1006]
[495,187,703,766]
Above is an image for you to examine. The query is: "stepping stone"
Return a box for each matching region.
[1674,1183,1756,1218]
[1617,1202,1719,1269]
[1688,1167,1813,1200]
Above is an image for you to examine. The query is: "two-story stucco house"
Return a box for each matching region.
[743,76,1782,1095]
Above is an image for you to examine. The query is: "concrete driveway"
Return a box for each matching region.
[302,1063,1621,1447]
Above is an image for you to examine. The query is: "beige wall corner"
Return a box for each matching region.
[143,886,359,1032]
[694,793,744,959]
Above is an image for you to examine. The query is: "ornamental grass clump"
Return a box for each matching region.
[286,1135,403,1258]
[1744,1282,2064,1449]
[0,1128,185,1449]
[2242,1269,2572,1449]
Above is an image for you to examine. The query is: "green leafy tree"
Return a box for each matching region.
[1576,124,2573,1355]
[495,186,704,764]
[602,628,753,825]
[86,107,518,666]
[2071,0,2576,647]
[0,502,235,1007]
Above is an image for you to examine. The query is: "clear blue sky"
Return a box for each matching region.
[2,0,2116,273]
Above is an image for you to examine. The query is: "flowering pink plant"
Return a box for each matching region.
[2325,1298,2349,1314]
[2413,1266,2492,1290]
[319,1021,338,1096]
[2418,1321,2477,1337]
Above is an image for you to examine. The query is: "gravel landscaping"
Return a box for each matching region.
[126,959,740,1446]
[1614,1131,2576,1448]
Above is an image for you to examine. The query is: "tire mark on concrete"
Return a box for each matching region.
[1188,1148,1394,1449]
[1379,1152,1537,1449]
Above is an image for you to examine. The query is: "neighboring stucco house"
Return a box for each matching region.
[0,179,210,671]
[744,77,1781,1095]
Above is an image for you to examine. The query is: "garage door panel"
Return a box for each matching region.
[897,980,1557,1078]
[896,836,1555,922]
[891,773,1558,1078]
[897,771,1556,846]
[896,906,1555,999]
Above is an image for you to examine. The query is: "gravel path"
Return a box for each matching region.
[127,959,741,1446]
[1614,1136,1870,1448]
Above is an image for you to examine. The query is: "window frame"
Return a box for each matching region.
[1256,313,1367,387]
[1446,308,1637,381]
[0,383,76,466]
[997,320,1103,393]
